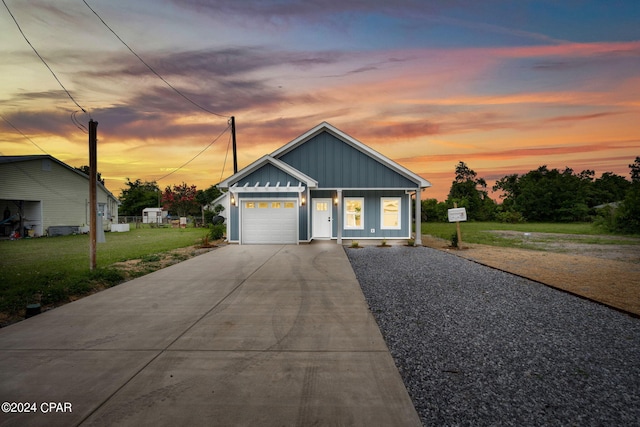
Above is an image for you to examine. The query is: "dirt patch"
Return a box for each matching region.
[485,230,640,263]
[421,233,640,317]
[111,245,221,279]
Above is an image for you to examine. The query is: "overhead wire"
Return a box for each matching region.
[82,0,236,185]
[156,123,230,183]
[2,0,91,120]
[2,0,234,187]
[0,114,48,154]
[82,0,230,119]
[71,110,88,134]
[219,128,233,183]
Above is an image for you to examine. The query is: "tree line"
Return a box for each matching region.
[118,179,223,224]
[422,157,640,233]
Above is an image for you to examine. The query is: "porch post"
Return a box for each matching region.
[414,189,422,246]
[336,189,342,244]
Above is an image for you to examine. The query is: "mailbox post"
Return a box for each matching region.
[447,203,467,248]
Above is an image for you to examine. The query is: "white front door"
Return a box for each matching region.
[312,198,332,239]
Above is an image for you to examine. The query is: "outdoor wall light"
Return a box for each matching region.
[230,194,236,206]
[334,197,338,206]
[300,195,306,206]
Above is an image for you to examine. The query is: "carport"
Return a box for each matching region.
[1,199,42,238]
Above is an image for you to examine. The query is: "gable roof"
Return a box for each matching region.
[0,155,119,201]
[219,154,318,189]
[271,122,431,188]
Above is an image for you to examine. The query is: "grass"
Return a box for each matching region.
[0,226,209,320]
[422,221,640,248]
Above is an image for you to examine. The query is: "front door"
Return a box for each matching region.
[312,198,332,239]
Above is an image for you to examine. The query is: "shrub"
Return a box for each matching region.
[496,210,525,223]
[593,205,617,231]
[209,224,225,240]
[451,232,459,248]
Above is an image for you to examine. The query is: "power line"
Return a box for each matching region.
[0,113,48,154]
[71,110,88,134]
[2,0,90,119]
[157,124,230,183]
[219,128,233,183]
[83,0,230,119]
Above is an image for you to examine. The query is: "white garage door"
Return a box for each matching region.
[241,200,298,244]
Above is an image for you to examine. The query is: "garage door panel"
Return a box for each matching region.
[241,200,297,244]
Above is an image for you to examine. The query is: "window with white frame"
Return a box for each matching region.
[381,197,401,229]
[344,198,364,229]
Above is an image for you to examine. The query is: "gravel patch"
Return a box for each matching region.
[346,246,640,427]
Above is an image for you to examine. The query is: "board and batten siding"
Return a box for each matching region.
[0,157,117,235]
[227,163,310,242]
[278,131,418,189]
[340,190,410,239]
[236,163,302,187]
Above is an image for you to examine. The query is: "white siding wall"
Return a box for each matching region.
[0,158,118,235]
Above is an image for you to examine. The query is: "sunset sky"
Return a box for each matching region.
[1,0,639,201]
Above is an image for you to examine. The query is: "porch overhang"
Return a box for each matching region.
[230,182,306,194]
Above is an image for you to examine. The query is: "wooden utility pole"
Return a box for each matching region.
[231,116,237,173]
[89,120,98,270]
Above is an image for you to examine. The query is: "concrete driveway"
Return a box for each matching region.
[0,244,420,426]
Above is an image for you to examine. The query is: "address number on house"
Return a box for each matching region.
[447,207,467,222]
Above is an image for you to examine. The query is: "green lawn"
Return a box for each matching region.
[422,221,640,247]
[0,227,208,318]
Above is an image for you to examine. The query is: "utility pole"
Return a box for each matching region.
[231,116,237,173]
[89,120,98,271]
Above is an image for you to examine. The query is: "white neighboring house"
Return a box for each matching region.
[142,207,168,224]
[0,155,119,237]
[207,192,229,221]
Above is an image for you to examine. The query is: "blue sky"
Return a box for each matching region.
[1,0,639,200]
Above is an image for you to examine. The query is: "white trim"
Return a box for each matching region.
[317,187,418,191]
[219,155,317,189]
[312,198,333,239]
[344,197,364,230]
[414,189,422,246]
[270,122,431,188]
[239,197,299,245]
[230,181,305,193]
[380,197,402,230]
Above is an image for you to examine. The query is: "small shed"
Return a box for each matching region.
[142,207,167,224]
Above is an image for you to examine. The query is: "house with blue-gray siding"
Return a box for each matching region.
[219,122,431,244]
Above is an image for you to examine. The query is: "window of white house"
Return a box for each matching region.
[381,198,401,229]
[344,198,364,229]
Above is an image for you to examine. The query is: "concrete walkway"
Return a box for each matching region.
[0,244,421,426]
